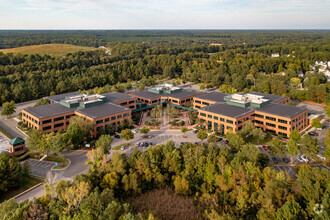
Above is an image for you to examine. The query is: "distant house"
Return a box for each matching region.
[9,137,25,155]
[297,71,304,77]
[271,53,280,58]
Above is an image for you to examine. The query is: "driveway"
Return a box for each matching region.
[0,118,26,139]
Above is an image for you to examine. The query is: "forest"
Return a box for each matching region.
[1,141,329,219]
[0,30,329,105]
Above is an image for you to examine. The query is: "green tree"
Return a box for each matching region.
[120,129,134,142]
[324,129,330,159]
[287,130,301,164]
[173,175,190,195]
[237,143,260,163]
[199,83,205,90]
[207,133,218,144]
[34,98,50,106]
[95,134,113,155]
[300,135,319,159]
[311,118,322,128]
[269,137,286,157]
[197,129,208,143]
[1,101,15,117]
[139,126,150,134]
[66,123,84,149]
[0,152,22,193]
[181,127,188,137]
[290,77,301,87]
[226,133,245,151]
[275,200,304,220]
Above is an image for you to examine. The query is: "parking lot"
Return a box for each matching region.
[271,164,329,177]
[25,159,55,178]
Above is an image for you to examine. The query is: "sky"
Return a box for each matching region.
[0,0,329,29]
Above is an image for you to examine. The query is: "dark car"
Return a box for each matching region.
[149,142,153,146]
[144,142,149,147]
[272,157,279,163]
[218,137,223,142]
[194,142,200,145]
[114,134,121,139]
[308,132,318,136]
[282,158,290,163]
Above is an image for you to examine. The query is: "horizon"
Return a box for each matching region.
[1,0,329,29]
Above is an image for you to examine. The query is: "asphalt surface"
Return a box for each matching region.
[25,159,55,178]
[0,118,26,139]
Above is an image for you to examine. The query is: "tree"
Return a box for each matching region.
[181,127,188,137]
[0,152,22,193]
[69,116,95,141]
[34,98,50,106]
[311,118,322,128]
[207,133,218,144]
[139,126,150,135]
[1,101,15,117]
[275,200,304,220]
[237,143,260,163]
[120,129,134,142]
[199,83,205,90]
[269,137,286,157]
[226,133,245,151]
[290,77,301,87]
[300,135,319,159]
[86,147,106,171]
[324,129,330,159]
[174,175,190,195]
[95,134,112,155]
[287,130,301,164]
[66,123,84,149]
[197,129,208,143]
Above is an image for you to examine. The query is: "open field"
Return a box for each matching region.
[0,44,99,56]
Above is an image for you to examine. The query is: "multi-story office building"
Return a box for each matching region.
[194,91,308,137]
[22,92,135,137]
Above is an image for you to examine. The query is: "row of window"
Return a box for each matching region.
[200,113,234,124]
[96,113,130,125]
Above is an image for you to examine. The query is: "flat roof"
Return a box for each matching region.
[45,92,82,103]
[167,90,199,99]
[24,103,76,119]
[129,89,199,100]
[200,103,254,119]
[102,92,135,103]
[76,103,130,119]
[248,91,285,102]
[195,92,228,102]
[255,103,307,118]
[129,91,163,100]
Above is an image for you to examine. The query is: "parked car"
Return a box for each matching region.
[194,142,200,145]
[135,142,141,147]
[272,157,279,163]
[218,137,223,142]
[192,129,198,134]
[144,142,149,147]
[301,155,309,163]
[317,153,326,160]
[262,145,269,151]
[282,158,290,163]
[114,134,121,139]
[139,142,145,147]
[120,146,125,150]
[132,129,138,134]
[296,156,304,163]
[308,131,318,136]
[149,142,154,146]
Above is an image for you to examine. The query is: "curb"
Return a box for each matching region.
[51,158,71,171]
[15,126,28,137]
[13,182,43,200]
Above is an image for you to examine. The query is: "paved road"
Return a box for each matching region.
[16,150,88,203]
[0,118,26,139]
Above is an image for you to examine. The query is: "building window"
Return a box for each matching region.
[252,113,264,118]
[208,115,212,119]
[278,132,287,137]
[278,119,288,124]
[226,126,233,130]
[200,113,206,117]
[214,116,218,120]
[117,115,122,119]
[111,116,116,120]
[226,119,233,124]
[195,105,201,109]
[278,125,287,130]
[129,106,135,109]
[105,118,110,122]
[43,126,51,131]
[54,116,64,122]
[220,118,225,122]
[54,123,64,128]
[129,100,135,104]
[195,100,201,104]
[266,122,276,128]
[96,120,103,124]
[123,113,129,117]
[172,100,178,103]
[253,120,264,125]
[120,102,128,106]
[42,119,52,125]
[202,102,209,106]
[266,116,276,121]
[152,100,158,103]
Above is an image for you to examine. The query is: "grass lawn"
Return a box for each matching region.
[0,176,41,203]
[0,44,99,56]
[113,143,130,150]
[45,155,70,170]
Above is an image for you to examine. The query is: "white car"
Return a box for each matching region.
[316,127,323,131]
[121,146,126,151]
[135,142,141,147]
[296,156,304,163]
[317,154,326,160]
[132,129,138,134]
[301,155,309,163]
